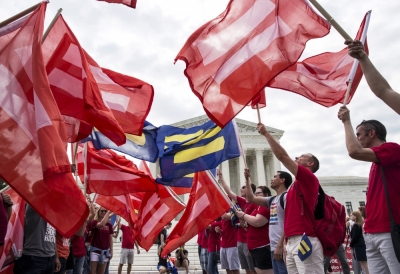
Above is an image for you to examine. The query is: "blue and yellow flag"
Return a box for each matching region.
[156,120,240,181]
[81,121,158,162]
[298,233,313,261]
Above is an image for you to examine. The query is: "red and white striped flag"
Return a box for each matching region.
[268,11,371,107]
[161,170,230,257]
[97,0,137,9]
[176,0,330,127]
[0,189,24,272]
[0,3,88,237]
[134,184,185,251]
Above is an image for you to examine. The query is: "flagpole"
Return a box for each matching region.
[0,2,41,29]
[256,104,262,124]
[0,186,10,193]
[165,186,186,206]
[83,142,88,196]
[308,0,365,57]
[42,8,63,43]
[211,170,239,209]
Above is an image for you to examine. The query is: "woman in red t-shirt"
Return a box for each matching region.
[236,170,273,274]
[88,207,114,274]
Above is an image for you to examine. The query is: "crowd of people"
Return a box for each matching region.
[1,40,400,274]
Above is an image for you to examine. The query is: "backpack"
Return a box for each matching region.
[268,192,287,209]
[294,183,346,257]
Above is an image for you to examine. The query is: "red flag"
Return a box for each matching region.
[161,171,230,257]
[85,55,154,136]
[77,144,156,196]
[0,3,88,237]
[268,12,370,106]
[248,89,266,109]
[0,189,24,271]
[97,0,137,9]
[134,184,185,251]
[95,194,141,228]
[175,0,330,127]
[42,15,126,145]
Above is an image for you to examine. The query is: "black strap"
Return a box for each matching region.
[268,192,287,209]
[380,166,395,221]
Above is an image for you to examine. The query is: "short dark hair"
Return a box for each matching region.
[277,171,293,189]
[257,186,271,197]
[250,183,256,193]
[356,120,387,142]
[308,154,320,173]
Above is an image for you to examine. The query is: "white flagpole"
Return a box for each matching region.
[343,11,371,106]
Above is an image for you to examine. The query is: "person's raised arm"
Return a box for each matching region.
[244,169,267,206]
[217,169,238,202]
[337,106,379,162]
[96,211,112,228]
[87,201,96,223]
[346,40,400,114]
[257,123,298,176]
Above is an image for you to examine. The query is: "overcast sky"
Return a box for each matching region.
[2,0,400,178]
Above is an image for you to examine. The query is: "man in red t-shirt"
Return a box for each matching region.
[338,107,400,273]
[218,170,257,274]
[115,218,140,274]
[257,123,323,273]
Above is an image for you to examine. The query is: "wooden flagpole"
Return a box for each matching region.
[42,8,63,43]
[0,186,10,193]
[210,170,237,209]
[308,0,365,58]
[165,186,186,206]
[83,142,88,196]
[0,2,41,29]
[256,104,262,124]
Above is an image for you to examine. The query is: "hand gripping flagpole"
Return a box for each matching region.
[308,0,365,58]
[0,2,42,29]
[343,11,371,106]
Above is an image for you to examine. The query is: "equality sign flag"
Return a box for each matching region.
[175,0,330,127]
[76,144,156,195]
[42,15,126,145]
[82,121,158,163]
[268,12,371,107]
[134,184,185,251]
[156,120,240,181]
[95,194,142,228]
[0,3,89,237]
[97,0,137,9]
[161,170,230,257]
[0,189,24,271]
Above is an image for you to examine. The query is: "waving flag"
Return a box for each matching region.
[161,170,230,257]
[82,121,158,162]
[76,144,156,195]
[97,0,137,9]
[42,15,126,145]
[134,184,185,251]
[248,89,266,109]
[0,189,24,271]
[157,120,240,181]
[0,3,88,237]
[95,194,142,228]
[268,12,371,106]
[176,0,330,127]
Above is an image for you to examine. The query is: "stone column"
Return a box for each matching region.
[255,149,266,185]
[221,160,231,187]
[239,150,246,178]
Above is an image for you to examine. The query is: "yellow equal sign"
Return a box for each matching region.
[173,137,225,163]
[298,240,311,255]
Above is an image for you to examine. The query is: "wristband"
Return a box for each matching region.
[5,203,13,208]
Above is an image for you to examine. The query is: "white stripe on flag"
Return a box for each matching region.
[183,193,210,230]
[214,16,292,84]
[141,203,170,238]
[197,0,276,66]
[100,90,130,113]
[89,169,140,181]
[34,91,53,130]
[142,193,160,217]
[48,68,83,98]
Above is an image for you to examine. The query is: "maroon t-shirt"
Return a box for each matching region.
[72,235,86,257]
[89,220,113,250]
[365,142,400,233]
[236,196,257,243]
[121,225,135,249]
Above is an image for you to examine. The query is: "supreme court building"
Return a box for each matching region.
[149,115,368,216]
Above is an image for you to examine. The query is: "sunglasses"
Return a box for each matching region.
[241,186,246,189]
[100,210,107,213]
[254,192,263,195]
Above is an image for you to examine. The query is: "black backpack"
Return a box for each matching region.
[268,192,287,209]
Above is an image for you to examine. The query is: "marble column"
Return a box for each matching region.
[238,150,246,179]
[255,149,266,185]
[221,160,230,187]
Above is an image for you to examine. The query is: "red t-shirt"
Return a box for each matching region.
[246,206,270,250]
[207,222,221,252]
[0,196,8,245]
[200,230,208,249]
[365,142,400,233]
[71,235,86,257]
[89,220,113,250]
[56,233,70,259]
[284,165,319,238]
[197,232,203,245]
[236,196,257,243]
[121,225,135,249]
[212,219,237,248]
